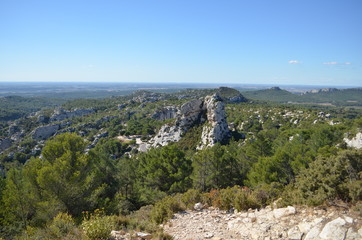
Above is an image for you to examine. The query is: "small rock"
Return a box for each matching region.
[211,237,222,240]
[345,216,353,224]
[136,232,152,239]
[204,232,214,239]
[194,202,203,211]
[110,230,129,240]
[288,226,303,240]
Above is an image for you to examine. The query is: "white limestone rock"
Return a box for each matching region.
[319,217,346,240]
[199,94,231,149]
[136,232,152,239]
[304,225,322,240]
[50,108,95,122]
[273,206,296,219]
[194,202,203,211]
[32,124,60,140]
[344,132,362,149]
[288,226,303,240]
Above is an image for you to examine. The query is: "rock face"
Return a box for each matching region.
[146,95,231,150]
[164,206,362,240]
[0,138,12,152]
[32,124,60,140]
[199,94,231,149]
[151,106,179,121]
[344,132,362,149]
[147,99,205,148]
[50,108,95,122]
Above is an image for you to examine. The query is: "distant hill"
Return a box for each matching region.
[242,87,302,102]
[242,87,362,106]
[302,88,362,105]
[217,87,248,103]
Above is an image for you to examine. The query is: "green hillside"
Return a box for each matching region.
[0,96,66,121]
[242,87,362,106]
[242,87,302,102]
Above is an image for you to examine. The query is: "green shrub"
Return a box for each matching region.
[219,187,237,210]
[290,149,362,205]
[233,188,260,211]
[128,205,157,232]
[252,183,284,206]
[48,212,76,238]
[202,189,221,208]
[150,196,184,224]
[82,209,116,240]
[180,189,202,209]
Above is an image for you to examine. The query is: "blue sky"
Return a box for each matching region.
[0,0,361,86]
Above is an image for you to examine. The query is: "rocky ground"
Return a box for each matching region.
[162,205,362,240]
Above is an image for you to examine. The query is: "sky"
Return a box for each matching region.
[0,0,361,86]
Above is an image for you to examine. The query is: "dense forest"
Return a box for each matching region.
[0,87,361,239]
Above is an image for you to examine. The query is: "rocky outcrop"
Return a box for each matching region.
[147,95,232,150]
[132,91,164,103]
[307,88,339,94]
[177,99,205,129]
[151,106,179,121]
[0,138,12,152]
[146,100,205,149]
[32,124,60,140]
[146,94,232,150]
[164,206,362,240]
[50,108,95,122]
[199,94,231,149]
[344,132,362,149]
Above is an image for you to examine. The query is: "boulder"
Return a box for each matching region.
[273,206,296,219]
[319,217,347,240]
[304,226,322,240]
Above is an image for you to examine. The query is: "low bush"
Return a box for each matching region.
[150,196,184,224]
[48,212,76,238]
[180,189,202,209]
[82,209,117,240]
